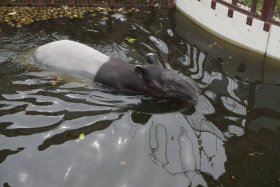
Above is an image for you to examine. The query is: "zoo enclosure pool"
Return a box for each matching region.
[0,3,280,187]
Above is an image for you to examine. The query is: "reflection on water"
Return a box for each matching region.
[0,8,279,187]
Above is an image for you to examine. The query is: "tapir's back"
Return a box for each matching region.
[33,40,110,79]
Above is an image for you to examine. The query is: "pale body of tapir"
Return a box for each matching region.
[33,40,198,104]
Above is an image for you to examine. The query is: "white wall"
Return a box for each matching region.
[176,0,280,61]
[266,25,280,59]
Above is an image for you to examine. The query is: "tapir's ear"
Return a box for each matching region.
[146,53,159,65]
[135,65,148,79]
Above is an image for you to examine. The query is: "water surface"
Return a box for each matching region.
[0,8,279,187]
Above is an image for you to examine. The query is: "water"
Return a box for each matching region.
[0,8,279,187]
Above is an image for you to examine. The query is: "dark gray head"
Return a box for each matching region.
[135,65,198,105]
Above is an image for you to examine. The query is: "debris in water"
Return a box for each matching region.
[79,133,85,140]
[126,37,136,44]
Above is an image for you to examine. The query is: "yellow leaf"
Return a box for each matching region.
[79,133,85,140]
[126,37,136,44]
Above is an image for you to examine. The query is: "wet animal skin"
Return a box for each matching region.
[33,40,198,104]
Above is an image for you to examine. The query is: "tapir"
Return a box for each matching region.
[33,40,198,104]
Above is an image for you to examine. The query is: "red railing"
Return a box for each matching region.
[215,0,279,26]
[0,0,174,7]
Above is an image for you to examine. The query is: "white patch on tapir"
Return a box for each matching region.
[33,40,110,79]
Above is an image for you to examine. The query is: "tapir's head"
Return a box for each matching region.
[135,65,198,105]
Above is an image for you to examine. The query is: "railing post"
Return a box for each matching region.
[108,0,115,8]
[47,0,55,6]
[69,0,75,6]
[36,0,44,6]
[251,0,257,14]
[168,0,175,8]
[231,0,237,6]
[261,0,276,21]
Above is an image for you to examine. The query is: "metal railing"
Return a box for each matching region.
[216,0,279,26]
[0,0,175,7]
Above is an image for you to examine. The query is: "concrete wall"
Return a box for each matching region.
[176,0,280,61]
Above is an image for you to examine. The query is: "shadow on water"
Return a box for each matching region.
[0,8,279,187]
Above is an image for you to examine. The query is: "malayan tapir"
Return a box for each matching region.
[33,40,198,104]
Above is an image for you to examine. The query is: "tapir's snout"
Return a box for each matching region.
[181,92,198,105]
[174,79,199,105]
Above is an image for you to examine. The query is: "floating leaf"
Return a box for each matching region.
[79,133,85,140]
[126,37,136,44]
